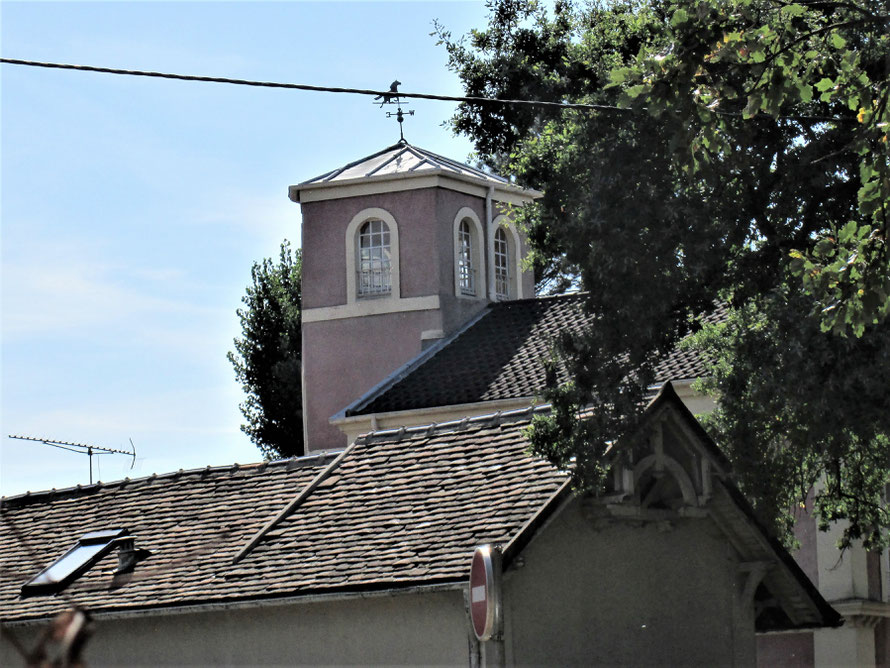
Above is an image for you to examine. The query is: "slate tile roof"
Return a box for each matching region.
[347,293,718,417]
[0,410,565,623]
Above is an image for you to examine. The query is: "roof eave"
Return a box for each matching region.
[288,170,542,204]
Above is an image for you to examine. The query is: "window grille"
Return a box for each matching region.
[494,228,510,300]
[458,220,476,296]
[358,219,392,296]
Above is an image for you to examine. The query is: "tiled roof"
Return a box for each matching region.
[0,387,837,631]
[295,142,515,190]
[227,409,566,593]
[0,411,564,623]
[346,294,717,417]
[0,455,334,622]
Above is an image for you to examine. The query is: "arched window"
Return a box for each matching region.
[457,220,475,295]
[358,219,391,296]
[345,208,399,303]
[493,227,511,300]
[453,208,484,299]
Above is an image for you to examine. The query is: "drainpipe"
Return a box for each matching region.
[486,186,494,301]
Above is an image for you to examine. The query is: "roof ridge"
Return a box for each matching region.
[402,144,438,172]
[0,451,342,508]
[363,146,409,178]
[311,142,406,183]
[406,145,510,184]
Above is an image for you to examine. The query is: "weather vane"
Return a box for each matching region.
[374,79,414,142]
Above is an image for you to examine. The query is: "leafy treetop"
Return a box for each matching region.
[438,0,889,548]
[228,241,303,460]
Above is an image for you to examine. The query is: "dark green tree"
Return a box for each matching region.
[228,241,303,460]
[438,0,889,547]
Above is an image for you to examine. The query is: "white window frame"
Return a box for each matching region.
[488,214,524,300]
[358,219,392,297]
[453,207,485,299]
[346,207,400,303]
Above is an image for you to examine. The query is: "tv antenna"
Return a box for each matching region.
[374,79,414,142]
[8,435,136,485]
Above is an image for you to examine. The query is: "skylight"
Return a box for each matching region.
[22,529,128,596]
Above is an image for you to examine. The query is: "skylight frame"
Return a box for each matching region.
[21,528,128,596]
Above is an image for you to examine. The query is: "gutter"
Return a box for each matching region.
[1,582,465,627]
[332,396,536,430]
[486,185,494,300]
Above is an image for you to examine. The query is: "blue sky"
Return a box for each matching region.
[1,1,491,496]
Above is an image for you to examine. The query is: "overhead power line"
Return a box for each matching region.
[0,57,624,112]
[0,57,854,124]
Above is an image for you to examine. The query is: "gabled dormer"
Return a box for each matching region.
[289,141,540,452]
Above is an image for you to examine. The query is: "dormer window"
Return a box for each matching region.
[494,227,511,300]
[358,219,391,296]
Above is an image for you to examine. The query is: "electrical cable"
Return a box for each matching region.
[0,57,856,127]
[0,57,625,112]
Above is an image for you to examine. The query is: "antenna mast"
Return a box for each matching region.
[8,435,136,485]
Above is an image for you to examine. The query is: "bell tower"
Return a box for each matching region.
[289,142,540,452]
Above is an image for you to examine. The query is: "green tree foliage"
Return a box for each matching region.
[228,241,303,460]
[438,0,889,547]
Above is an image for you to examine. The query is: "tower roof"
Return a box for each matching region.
[289,141,541,204]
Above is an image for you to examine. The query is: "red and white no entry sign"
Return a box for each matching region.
[469,544,501,641]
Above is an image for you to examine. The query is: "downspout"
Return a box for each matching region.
[486,185,494,301]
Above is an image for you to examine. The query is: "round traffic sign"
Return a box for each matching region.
[469,545,499,641]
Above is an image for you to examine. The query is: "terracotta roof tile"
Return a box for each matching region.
[0,386,837,633]
[0,456,334,622]
[0,411,566,622]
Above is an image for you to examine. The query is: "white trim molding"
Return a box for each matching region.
[292,173,541,205]
[453,207,486,299]
[345,207,400,304]
[302,295,441,323]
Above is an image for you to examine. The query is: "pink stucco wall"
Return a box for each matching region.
[301,189,448,309]
[301,187,530,310]
[298,184,534,452]
[302,310,444,451]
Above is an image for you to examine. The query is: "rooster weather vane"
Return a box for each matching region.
[375,79,413,142]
